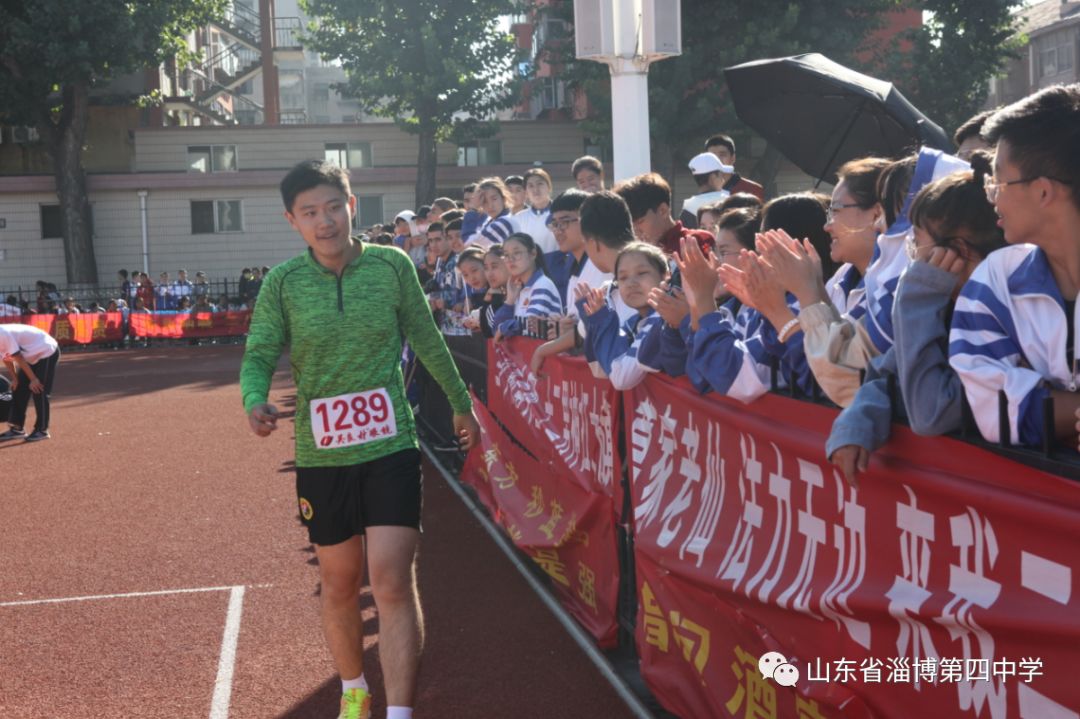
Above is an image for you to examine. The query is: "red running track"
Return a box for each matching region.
[0,345,638,719]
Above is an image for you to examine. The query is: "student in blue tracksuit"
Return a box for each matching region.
[705,194,836,401]
[492,233,563,340]
[469,177,518,249]
[639,206,761,390]
[579,242,669,390]
[828,151,1005,483]
[947,85,1080,447]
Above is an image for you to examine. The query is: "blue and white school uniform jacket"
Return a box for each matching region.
[493,269,563,337]
[865,147,970,352]
[514,205,557,254]
[582,307,663,390]
[949,244,1080,445]
[467,209,517,250]
[825,263,867,321]
[687,296,812,403]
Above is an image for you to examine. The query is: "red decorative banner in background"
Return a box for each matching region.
[2,311,251,343]
[486,338,623,507]
[626,372,1080,719]
[14,313,124,345]
[462,393,620,646]
[128,310,251,338]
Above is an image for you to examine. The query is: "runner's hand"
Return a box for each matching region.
[454,411,480,452]
[29,378,44,394]
[249,403,279,437]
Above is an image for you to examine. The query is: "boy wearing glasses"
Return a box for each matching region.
[949,83,1080,447]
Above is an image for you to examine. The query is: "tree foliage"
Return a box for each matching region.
[879,0,1024,135]
[303,0,522,205]
[0,0,228,283]
[547,0,1023,189]
[545,0,901,187]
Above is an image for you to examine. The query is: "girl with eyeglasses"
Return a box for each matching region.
[827,151,1004,483]
[638,207,760,390]
[577,242,669,390]
[491,233,563,341]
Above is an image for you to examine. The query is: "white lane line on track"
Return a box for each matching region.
[0,584,241,608]
[209,585,246,719]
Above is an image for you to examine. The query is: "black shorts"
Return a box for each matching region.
[295,448,422,546]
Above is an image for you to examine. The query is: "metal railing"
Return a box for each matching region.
[1,279,260,313]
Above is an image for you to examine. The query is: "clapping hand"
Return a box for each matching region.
[756,229,828,307]
[674,236,720,313]
[648,285,690,329]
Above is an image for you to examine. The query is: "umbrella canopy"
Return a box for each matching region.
[723,53,953,183]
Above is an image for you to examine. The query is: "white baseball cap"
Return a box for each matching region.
[394,210,419,236]
[688,152,734,176]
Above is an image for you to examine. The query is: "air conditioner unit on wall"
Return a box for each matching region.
[12,126,39,144]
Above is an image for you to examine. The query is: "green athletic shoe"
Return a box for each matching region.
[337,688,371,719]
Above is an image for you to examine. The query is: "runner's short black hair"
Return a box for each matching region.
[280,160,351,212]
[445,218,464,232]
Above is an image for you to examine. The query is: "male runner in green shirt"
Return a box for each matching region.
[241,160,479,719]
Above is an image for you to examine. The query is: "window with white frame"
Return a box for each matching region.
[325,142,373,169]
[1038,29,1075,78]
[538,77,565,109]
[188,145,238,172]
[191,200,244,233]
[457,140,502,166]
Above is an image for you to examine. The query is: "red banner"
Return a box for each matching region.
[486,338,622,505]
[627,373,1080,719]
[11,313,124,345]
[129,310,251,338]
[462,394,620,646]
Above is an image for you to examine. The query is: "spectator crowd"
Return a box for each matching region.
[5,82,1080,469]
[368,82,1080,473]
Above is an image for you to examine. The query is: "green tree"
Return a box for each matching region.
[545,0,902,192]
[302,0,522,207]
[0,0,227,284]
[880,0,1024,135]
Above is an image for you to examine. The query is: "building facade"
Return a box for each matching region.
[986,0,1080,108]
[0,121,593,291]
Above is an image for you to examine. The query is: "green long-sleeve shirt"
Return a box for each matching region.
[240,242,472,467]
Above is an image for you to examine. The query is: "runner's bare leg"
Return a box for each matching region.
[366,526,423,707]
[314,535,366,680]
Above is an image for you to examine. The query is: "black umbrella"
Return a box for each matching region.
[723,53,953,183]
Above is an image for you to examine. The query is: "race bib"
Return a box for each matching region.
[311,388,397,449]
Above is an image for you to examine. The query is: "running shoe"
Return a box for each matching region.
[24,430,50,442]
[0,427,25,441]
[337,688,371,719]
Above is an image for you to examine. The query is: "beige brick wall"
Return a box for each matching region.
[0,181,417,291]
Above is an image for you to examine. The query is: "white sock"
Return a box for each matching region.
[342,674,368,693]
[386,707,413,719]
